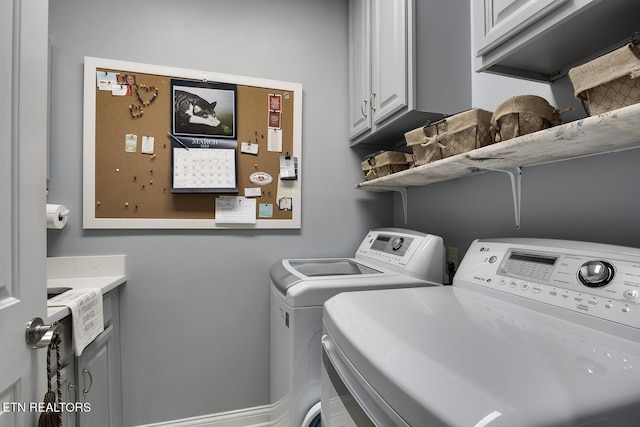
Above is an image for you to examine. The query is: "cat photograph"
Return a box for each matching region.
[171,80,236,138]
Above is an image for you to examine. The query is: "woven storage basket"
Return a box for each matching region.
[491,95,561,142]
[404,121,445,166]
[568,36,640,116]
[370,151,411,178]
[404,109,494,164]
[436,109,494,158]
[360,157,377,181]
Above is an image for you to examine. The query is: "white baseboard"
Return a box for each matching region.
[133,404,272,427]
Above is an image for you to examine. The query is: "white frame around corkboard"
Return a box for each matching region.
[83,56,302,229]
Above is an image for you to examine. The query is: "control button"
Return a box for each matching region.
[549,291,557,296]
[499,278,507,286]
[532,285,542,294]
[578,261,615,288]
[488,256,497,264]
[623,289,639,301]
[509,280,518,288]
[622,307,631,313]
[521,282,530,291]
[391,237,404,251]
[605,303,613,309]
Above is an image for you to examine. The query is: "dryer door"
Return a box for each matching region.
[320,334,408,427]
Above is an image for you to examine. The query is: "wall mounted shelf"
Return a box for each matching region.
[356,103,640,227]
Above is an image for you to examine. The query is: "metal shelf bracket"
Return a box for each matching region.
[366,186,409,224]
[478,166,522,228]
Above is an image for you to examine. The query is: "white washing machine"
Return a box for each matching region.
[270,228,445,427]
[321,238,640,426]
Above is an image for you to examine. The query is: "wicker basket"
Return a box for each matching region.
[491,95,561,142]
[361,151,411,180]
[404,109,494,164]
[568,36,640,116]
[437,109,495,158]
[360,157,377,181]
[404,121,445,166]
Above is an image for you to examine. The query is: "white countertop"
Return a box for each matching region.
[47,255,127,323]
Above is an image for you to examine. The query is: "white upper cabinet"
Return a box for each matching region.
[370,0,408,125]
[349,0,471,147]
[474,0,640,81]
[349,0,372,139]
[349,0,407,140]
[475,0,568,57]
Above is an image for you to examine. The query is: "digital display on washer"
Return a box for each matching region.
[370,234,413,256]
[501,251,558,282]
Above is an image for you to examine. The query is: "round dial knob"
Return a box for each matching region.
[391,237,404,251]
[578,261,614,287]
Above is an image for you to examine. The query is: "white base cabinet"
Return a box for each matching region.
[76,322,122,427]
[349,0,471,147]
[52,362,77,427]
[54,289,123,427]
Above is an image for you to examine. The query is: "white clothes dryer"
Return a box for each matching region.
[269,228,445,427]
[322,238,640,426]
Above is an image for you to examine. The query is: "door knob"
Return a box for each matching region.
[25,317,61,348]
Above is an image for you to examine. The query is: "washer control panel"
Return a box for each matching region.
[356,229,417,266]
[354,228,444,283]
[456,238,640,328]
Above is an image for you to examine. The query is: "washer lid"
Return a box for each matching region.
[270,258,384,296]
[270,258,439,307]
[288,259,381,277]
[323,286,640,427]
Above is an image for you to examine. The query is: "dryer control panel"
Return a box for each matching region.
[455,238,640,329]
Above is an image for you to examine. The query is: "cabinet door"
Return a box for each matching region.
[475,0,568,57]
[370,0,407,125]
[76,324,121,427]
[53,362,78,427]
[348,0,371,139]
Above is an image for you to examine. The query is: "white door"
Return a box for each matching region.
[348,0,372,139]
[370,0,407,125]
[0,1,49,426]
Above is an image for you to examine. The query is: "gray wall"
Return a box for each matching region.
[396,31,640,261]
[396,148,640,261]
[46,0,391,425]
[47,1,640,425]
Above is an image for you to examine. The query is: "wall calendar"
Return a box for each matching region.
[171,137,238,193]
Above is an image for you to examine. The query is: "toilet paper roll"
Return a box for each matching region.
[46,204,69,229]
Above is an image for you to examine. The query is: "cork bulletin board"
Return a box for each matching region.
[83,57,302,229]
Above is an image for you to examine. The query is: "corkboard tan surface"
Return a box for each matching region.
[94,70,294,220]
